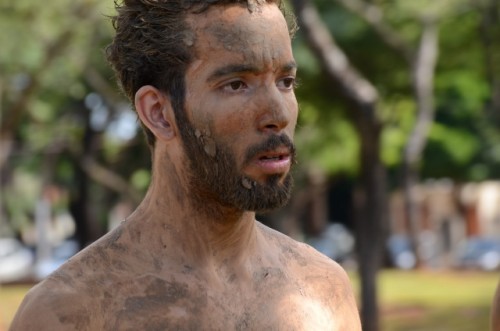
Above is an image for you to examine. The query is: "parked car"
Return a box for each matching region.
[307,223,355,262]
[386,234,416,270]
[0,238,34,283]
[0,237,79,283]
[34,239,79,280]
[455,237,500,271]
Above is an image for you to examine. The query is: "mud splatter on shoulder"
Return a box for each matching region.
[49,269,75,287]
[281,243,308,267]
[252,266,287,295]
[58,308,91,330]
[128,226,142,244]
[105,226,127,252]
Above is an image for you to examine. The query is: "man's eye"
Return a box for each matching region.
[223,80,247,92]
[278,77,297,90]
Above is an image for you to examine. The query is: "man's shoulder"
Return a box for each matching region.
[10,273,96,330]
[257,221,346,274]
[256,221,354,297]
[10,234,126,330]
[256,222,361,330]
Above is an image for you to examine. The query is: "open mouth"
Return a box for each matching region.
[259,154,289,161]
[245,144,294,177]
[257,147,291,162]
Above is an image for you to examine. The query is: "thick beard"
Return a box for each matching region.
[178,118,295,215]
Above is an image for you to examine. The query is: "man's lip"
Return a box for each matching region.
[249,147,292,175]
[255,147,291,161]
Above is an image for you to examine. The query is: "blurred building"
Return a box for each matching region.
[388,180,500,270]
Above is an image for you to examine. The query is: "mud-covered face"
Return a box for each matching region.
[179,4,298,213]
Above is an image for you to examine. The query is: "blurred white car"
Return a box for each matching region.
[0,238,34,283]
[455,237,500,271]
[307,223,355,262]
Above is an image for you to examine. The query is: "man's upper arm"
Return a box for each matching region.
[10,281,90,331]
[332,265,362,331]
[10,285,62,330]
[297,242,361,330]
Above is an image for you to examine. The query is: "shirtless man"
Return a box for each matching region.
[10,0,361,329]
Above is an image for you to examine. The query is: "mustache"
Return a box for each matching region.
[244,134,296,164]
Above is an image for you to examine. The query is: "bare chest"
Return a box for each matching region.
[90,273,336,331]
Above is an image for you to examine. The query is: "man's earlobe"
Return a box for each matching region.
[135,85,176,141]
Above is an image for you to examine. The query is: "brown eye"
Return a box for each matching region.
[229,81,244,90]
[221,80,248,93]
[277,76,296,90]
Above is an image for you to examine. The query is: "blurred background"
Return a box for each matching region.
[0,0,499,330]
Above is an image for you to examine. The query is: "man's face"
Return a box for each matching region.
[178,4,298,213]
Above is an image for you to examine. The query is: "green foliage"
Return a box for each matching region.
[380,97,416,167]
[1,0,499,238]
[0,0,149,238]
[293,0,499,184]
[130,169,151,193]
[422,123,480,179]
[296,112,360,175]
[422,4,500,181]
[3,171,41,232]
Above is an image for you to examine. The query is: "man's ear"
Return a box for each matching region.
[135,85,176,141]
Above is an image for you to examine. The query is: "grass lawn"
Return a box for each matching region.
[0,270,498,330]
[0,284,33,331]
[351,270,499,331]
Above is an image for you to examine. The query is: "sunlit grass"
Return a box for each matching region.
[0,284,33,331]
[380,270,497,306]
[351,270,499,331]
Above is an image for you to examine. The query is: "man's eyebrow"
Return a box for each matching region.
[206,61,298,82]
[207,64,260,82]
[280,61,298,73]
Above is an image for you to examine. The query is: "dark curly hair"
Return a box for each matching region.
[106,0,296,147]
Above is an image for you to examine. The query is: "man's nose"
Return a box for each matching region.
[256,88,294,134]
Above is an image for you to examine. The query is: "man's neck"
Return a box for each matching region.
[123,169,260,276]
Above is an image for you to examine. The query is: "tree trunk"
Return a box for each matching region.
[332,0,440,269]
[304,167,328,236]
[352,104,387,331]
[479,0,500,114]
[291,0,387,329]
[69,102,103,248]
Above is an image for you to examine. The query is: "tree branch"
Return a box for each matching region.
[292,0,378,108]
[0,29,74,137]
[292,1,387,329]
[84,67,125,107]
[0,3,98,169]
[335,0,413,63]
[80,156,142,205]
[405,20,439,164]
